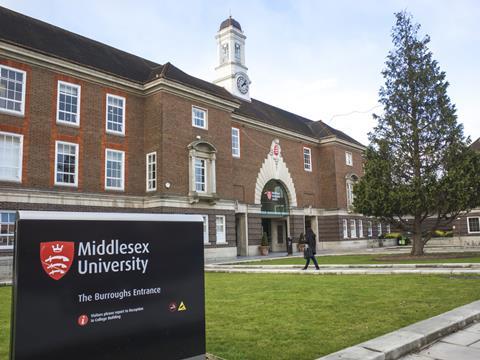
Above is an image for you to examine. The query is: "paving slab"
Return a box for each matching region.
[441,330,480,346]
[316,346,384,360]
[401,315,463,344]
[465,322,480,334]
[360,330,425,360]
[419,341,480,360]
[470,340,480,349]
[399,355,433,360]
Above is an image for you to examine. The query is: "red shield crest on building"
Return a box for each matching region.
[265,191,272,200]
[40,241,75,280]
[273,144,279,156]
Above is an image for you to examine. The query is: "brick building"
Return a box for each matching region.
[2,6,458,259]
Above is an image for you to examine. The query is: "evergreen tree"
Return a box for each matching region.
[354,11,480,256]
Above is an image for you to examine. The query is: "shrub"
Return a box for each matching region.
[432,229,454,238]
[385,232,402,240]
[261,232,269,246]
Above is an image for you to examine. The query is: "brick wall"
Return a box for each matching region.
[0,59,146,195]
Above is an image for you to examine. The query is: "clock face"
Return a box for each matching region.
[236,75,249,94]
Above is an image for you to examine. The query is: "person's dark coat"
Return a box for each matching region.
[305,228,316,254]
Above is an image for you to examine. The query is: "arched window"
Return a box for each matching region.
[221,43,229,64]
[346,174,359,211]
[188,140,217,202]
[234,43,241,61]
[261,180,289,216]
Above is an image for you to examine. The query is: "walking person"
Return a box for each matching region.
[303,227,319,270]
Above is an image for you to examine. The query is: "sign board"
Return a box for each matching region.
[10,211,205,360]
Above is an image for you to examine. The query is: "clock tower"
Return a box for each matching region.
[213,16,251,101]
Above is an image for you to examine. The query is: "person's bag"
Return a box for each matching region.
[303,245,313,259]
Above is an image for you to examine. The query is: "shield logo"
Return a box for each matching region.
[265,191,272,200]
[273,144,279,156]
[40,241,75,280]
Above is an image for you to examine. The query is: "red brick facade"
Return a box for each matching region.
[0,9,428,257]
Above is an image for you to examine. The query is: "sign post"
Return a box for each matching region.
[10,211,206,360]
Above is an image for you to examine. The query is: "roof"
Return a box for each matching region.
[0,6,159,83]
[472,138,480,152]
[236,98,364,147]
[219,16,242,31]
[0,6,364,148]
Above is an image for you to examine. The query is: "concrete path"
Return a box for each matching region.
[206,263,480,275]
[401,322,480,360]
[205,246,480,264]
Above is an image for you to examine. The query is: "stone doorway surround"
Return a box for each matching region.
[254,139,297,208]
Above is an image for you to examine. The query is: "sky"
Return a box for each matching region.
[2,0,479,145]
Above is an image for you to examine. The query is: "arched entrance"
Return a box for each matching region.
[260,179,289,252]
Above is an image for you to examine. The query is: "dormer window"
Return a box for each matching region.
[235,43,241,61]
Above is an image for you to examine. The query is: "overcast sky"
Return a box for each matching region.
[2,0,479,145]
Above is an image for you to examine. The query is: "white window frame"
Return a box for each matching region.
[54,141,79,187]
[202,215,209,244]
[0,211,16,249]
[467,217,480,234]
[192,106,207,129]
[106,94,126,135]
[377,223,382,237]
[345,151,353,166]
[303,147,312,172]
[146,151,157,192]
[194,158,207,193]
[232,127,240,158]
[105,148,125,191]
[350,219,357,238]
[0,64,26,116]
[358,220,363,238]
[0,131,23,182]
[56,81,81,126]
[346,180,354,208]
[216,215,226,244]
[367,221,373,237]
[343,219,348,238]
[386,224,391,234]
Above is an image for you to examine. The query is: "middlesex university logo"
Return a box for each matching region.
[273,144,279,156]
[40,241,75,280]
[265,191,272,200]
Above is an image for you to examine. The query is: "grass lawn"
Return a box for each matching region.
[241,252,480,266]
[0,286,10,360]
[2,274,480,359]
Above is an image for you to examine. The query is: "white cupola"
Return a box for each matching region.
[213,16,251,101]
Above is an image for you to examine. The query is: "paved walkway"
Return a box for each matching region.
[205,246,480,265]
[206,262,480,275]
[401,322,480,360]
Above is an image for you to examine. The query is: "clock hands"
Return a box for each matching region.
[237,75,249,94]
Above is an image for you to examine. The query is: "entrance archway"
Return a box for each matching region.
[260,180,289,252]
[254,139,297,207]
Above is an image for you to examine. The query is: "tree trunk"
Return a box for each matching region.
[411,234,425,256]
[410,218,425,256]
